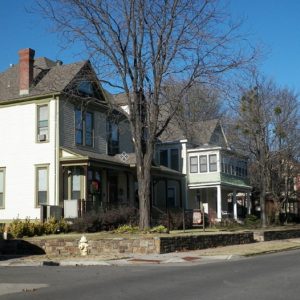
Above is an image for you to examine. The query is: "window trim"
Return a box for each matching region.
[190,156,198,173]
[35,164,49,208]
[36,103,50,143]
[85,112,94,147]
[75,108,94,148]
[0,167,6,209]
[75,109,83,145]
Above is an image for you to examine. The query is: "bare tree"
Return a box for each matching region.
[36,0,257,229]
[228,73,299,226]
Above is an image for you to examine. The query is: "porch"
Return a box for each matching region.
[187,184,252,223]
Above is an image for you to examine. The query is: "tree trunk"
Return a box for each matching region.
[260,176,267,227]
[137,166,151,230]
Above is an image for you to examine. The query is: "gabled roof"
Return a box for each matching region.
[159,118,227,147]
[0,57,88,102]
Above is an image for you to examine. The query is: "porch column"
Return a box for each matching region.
[217,185,222,220]
[83,165,88,201]
[233,190,237,220]
[246,192,251,215]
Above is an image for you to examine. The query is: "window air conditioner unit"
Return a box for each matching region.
[38,134,47,142]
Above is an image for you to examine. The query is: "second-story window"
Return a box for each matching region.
[75,109,94,147]
[199,155,207,173]
[170,149,179,171]
[37,104,49,142]
[85,112,93,146]
[190,156,198,173]
[159,149,179,171]
[160,150,168,167]
[209,154,217,172]
[75,109,83,145]
[107,121,119,155]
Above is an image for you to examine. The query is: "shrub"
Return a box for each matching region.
[101,207,139,231]
[114,224,139,234]
[70,207,139,233]
[8,217,69,237]
[149,225,169,234]
[70,213,101,233]
[244,214,260,228]
[154,209,193,230]
[9,218,27,238]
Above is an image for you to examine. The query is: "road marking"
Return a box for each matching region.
[0,283,48,296]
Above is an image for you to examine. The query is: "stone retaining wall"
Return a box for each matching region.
[0,232,254,256]
[159,232,254,253]
[263,229,300,241]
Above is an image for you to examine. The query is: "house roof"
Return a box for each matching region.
[113,93,129,106]
[159,118,221,145]
[60,146,132,166]
[60,147,184,177]
[111,92,226,148]
[0,57,88,102]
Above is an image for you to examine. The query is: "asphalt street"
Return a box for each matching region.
[1,249,300,299]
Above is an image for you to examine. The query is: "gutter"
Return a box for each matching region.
[0,92,61,106]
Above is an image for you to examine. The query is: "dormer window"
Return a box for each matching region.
[37,104,49,142]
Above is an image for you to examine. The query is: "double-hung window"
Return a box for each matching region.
[36,165,49,206]
[37,104,49,142]
[75,109,94,147]
[75,109,83,145]
[199,155,208,173]
[209,154,217,172]
[85,112,93,146]
[160,150,168,167]
[190,156,198,173]
[170,149,179,171]
[0,168,5,209]
[107,121,119,155]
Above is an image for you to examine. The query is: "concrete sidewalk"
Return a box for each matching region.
[1,238,300,267]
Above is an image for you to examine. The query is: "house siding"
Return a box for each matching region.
[0,99,57,220]
[59,99,107,155]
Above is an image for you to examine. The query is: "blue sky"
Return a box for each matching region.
[1,0,300,93]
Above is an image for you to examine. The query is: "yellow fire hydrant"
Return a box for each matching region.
[78,236,89,256]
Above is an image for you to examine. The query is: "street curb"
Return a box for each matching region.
[243,245,300,257]
[1,246,300,267]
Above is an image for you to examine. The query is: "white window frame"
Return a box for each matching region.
[199,155,208,173]
[0,167,6,209]
[209,154,218,172]
[190,156,198,173]
[36,104,49,143]
[35,164,49,207]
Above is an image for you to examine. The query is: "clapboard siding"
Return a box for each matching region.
[59,100,107,154]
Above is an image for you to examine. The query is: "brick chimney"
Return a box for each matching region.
[18,48,35,95]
